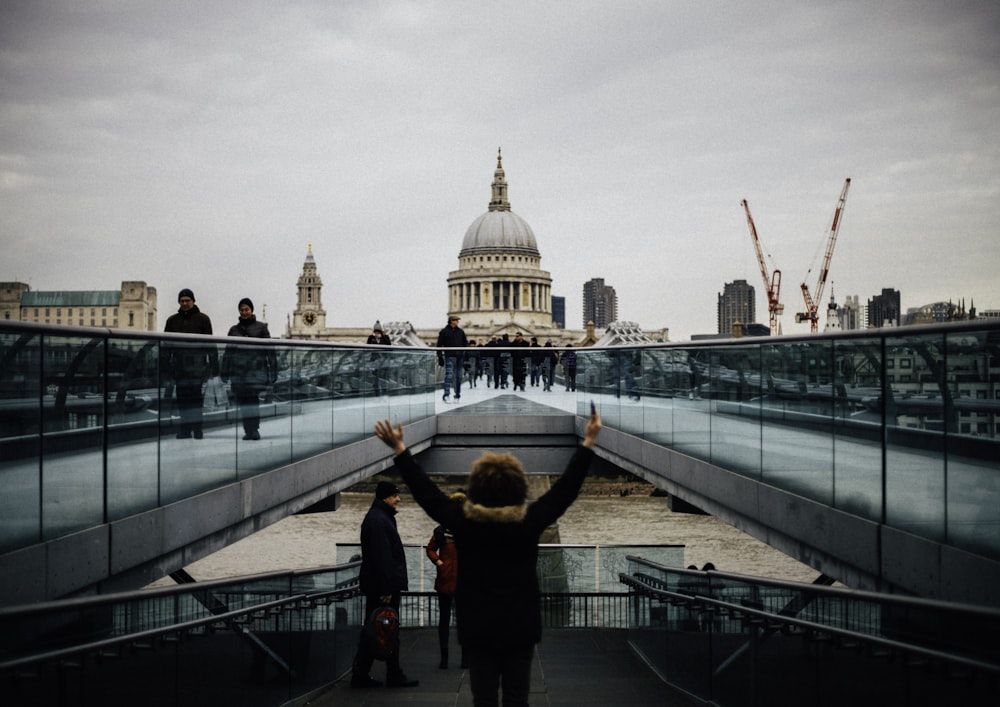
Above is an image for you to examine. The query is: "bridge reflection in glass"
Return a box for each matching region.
[1,320,998,571]
[578,323,999,564]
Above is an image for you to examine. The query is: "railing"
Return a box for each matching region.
[0,321,436,555]
[576,320,1000,564]
[2,320,999,569]
[620,556,1000,706]
[0,564,364,707]
[0,546,657,706]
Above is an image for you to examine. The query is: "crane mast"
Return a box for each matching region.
[741,199,783,335]
[796,178,851,332]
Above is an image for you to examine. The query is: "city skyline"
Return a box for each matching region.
[1,1,997,341]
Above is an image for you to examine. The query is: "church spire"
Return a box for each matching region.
[488,147,511,212]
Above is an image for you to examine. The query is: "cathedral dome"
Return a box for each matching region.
[459,148,539,257]
[461,210,538,255]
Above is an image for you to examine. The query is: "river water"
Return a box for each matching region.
[166,491,819,585]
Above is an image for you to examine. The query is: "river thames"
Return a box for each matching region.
[164,491,819,585]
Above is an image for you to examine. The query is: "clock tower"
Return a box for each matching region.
[289,244,327,337]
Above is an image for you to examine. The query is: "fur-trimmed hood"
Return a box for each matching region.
[463,500,528,523]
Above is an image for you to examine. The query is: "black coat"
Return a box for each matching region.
[221,316,277,388]
[358,499,409,596]
[394,446,595,649]
[163,305,217,379]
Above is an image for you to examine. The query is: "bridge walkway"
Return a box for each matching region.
[306,627,698,707]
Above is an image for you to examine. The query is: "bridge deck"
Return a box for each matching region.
[307,627,698,706]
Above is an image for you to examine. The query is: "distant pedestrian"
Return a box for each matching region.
[529,337,542,387]
[511,332,529,391]
[163,288,217,439]
[542,341,558,391]
[221,298,276,440]
[436,316,468,403]
[367,321,391,396]
[562,344,578,391]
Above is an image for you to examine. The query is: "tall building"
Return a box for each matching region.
[717,279,755,335]
[287,245,328,338]
[551,295,565,329]
[867,288,901,329]
[582,278,617,328]
[0,281,157,330]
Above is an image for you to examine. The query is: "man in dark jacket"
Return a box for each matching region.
[351,481,419,689]
[436,316,468,403]
[366,321,391,396]
[221,298,276,440]
[373,409,602,705]
[163,288,217,439]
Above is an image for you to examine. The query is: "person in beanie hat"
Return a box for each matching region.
[350,479,418,689]
[221,297,277,440]
[163,288,216,439]
[366,321,391,396]
[373,407,602,705]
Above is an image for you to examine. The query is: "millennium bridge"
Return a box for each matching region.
[1,320,998,705]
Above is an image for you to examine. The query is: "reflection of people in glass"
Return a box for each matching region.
[163,288,216,439]
[222,298,276,440]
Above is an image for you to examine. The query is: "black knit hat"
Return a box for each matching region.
[239,297,254,312]
[178,288,195,302]
[375,481,400,500]
[373,320,382,331]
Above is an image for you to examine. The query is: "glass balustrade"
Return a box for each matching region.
[2,321,998,565]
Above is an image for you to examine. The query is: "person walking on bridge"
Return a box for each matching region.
[373,407,602,706]
[436,315,468,403]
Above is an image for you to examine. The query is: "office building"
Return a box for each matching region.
[582,278,617,328]
[717,279,755,335]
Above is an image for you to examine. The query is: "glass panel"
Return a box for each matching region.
[884,332,945,541]
[41,333,106,539]
[759,339,834,501]
[287,346,335,458]
[709,343,761,476]
[831,337,883,521]
[158,337,233,504]
[0,329,42,551]
[107,337,161,520]
[673,347,712,461]
[944,329,1000,557]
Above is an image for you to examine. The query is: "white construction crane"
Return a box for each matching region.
[796,178,852,332]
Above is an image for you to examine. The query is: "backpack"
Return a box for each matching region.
[362,603,400,660]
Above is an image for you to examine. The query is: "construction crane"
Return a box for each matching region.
[796,178,851,332]
[741,199,783,335]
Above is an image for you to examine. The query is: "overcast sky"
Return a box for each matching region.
[2,0,997,340]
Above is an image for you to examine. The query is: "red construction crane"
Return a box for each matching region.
[796,178,851,332]
[741,199,783,335]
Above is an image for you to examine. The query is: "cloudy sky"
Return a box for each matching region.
[2,0,997,340]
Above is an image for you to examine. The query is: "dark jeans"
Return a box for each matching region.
[174,377,205,434]
[466,644,533,707]
[437,592,454,656]
[232,384,260,433]
[353,593,406,680]
[443,356,463,398]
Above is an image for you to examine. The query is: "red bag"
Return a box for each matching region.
[363,603,399,660]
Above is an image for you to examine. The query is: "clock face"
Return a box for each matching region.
[303,311,317,326]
